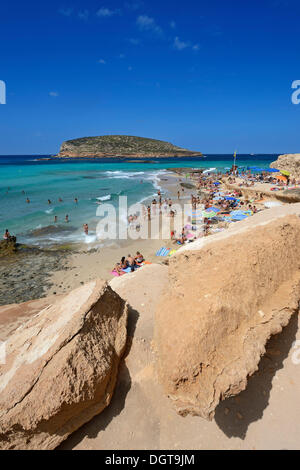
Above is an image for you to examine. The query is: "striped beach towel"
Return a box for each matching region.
[156,247,171,257]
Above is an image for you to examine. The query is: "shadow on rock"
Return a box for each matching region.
[215,313,299,439]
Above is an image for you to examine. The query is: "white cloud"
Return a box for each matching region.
[49,91,59,97]
[97,7,120,17]
[136,15,162,36]
[174,37,189,51]
[78,9,89,21]
[173,37,200,52]
[58,8,73,17]
[98,59,106,64]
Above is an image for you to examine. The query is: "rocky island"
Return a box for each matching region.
[56,135,202,158]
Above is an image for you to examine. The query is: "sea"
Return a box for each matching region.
[0,154,277,247]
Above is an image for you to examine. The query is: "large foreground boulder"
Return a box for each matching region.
[0,280,128,450]
[270,153,300,178]
[155,215,300,420]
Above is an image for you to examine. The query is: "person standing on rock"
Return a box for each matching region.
[3,229,10,240]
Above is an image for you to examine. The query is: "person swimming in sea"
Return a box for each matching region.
[26,197,30,203]
[54,216,58,223]
[74,197,78,204]
[65,215,69,222]
[83,223,88,235]
[48,199,51,204]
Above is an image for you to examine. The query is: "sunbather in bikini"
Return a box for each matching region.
[114,263,124,276]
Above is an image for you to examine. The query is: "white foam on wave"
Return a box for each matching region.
[103,170,145,179]
[45,208,54,214]
[203,167,217,174]
[96,194,111,201]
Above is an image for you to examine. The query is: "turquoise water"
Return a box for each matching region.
[0,154,277,246]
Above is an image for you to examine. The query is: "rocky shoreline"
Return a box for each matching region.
[0,246,70,305]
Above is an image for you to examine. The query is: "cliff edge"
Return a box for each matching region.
[270,153,300,177]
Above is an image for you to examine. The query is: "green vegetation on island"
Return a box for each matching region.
[57,135,202,158]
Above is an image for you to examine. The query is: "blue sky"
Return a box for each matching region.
[1,0,300,154]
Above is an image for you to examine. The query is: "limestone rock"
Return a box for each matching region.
[0,296,60,342]
[0,280,128,450]
[270,154,300,178]
[155,215,300,420]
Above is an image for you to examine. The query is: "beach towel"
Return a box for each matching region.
[122,267,133,273]
[168,249,177,256]
[110,270,124,277]
[205,207,220,213]
[156,247,170,257]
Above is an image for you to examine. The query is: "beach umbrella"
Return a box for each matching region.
[274,174,287,181]
[225,196,236,201]
[230,214,248,221]
[205,207,220,213]
[248,167,265,172]
[202,211,216,218]
[280,170,290,176]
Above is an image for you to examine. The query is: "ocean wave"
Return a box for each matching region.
[102,170,139,179]
[96,194,111,202]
